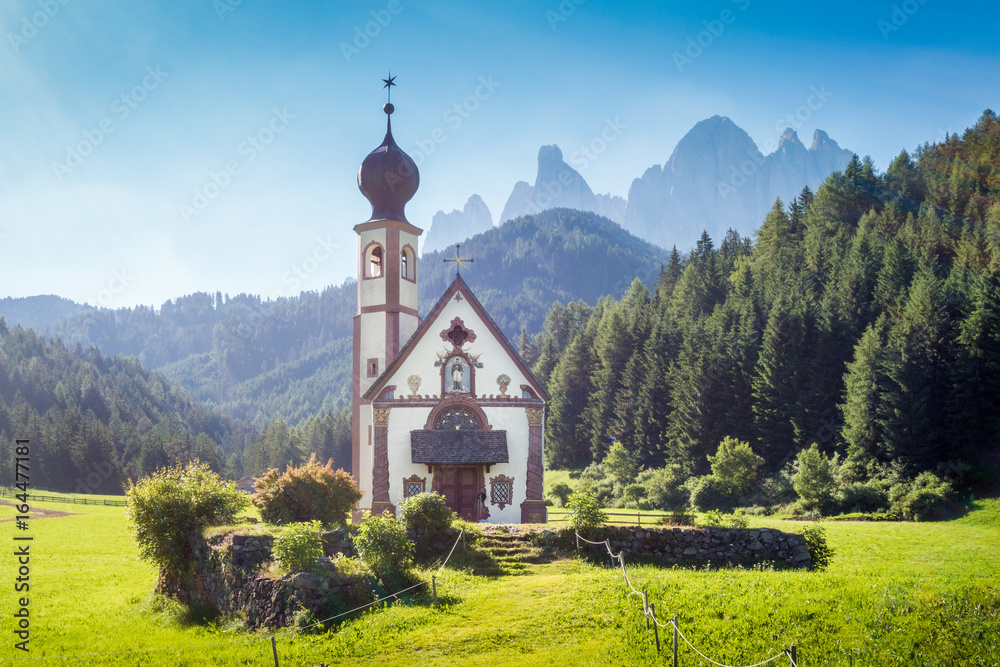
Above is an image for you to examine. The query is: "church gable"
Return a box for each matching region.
[365,275,547,403]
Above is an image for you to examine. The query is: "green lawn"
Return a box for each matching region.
[0,496,997,665]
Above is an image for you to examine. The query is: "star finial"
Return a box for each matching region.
[382,72,396,102]
[443,243,475,277]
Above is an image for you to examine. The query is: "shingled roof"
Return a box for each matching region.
[410,429,509,465]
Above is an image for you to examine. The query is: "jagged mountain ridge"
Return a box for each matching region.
[427,116,853,256]
[624,116,854,250]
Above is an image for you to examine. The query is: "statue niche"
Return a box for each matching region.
[443,355,471,394]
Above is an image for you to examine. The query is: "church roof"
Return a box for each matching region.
[364,273,551,402]
[411,429,509,465]
[357,104,419,224]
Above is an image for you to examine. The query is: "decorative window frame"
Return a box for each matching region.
[401,244,417,283]
[402,474,426,499]
[489,474,514,510]
[362,241,385,280]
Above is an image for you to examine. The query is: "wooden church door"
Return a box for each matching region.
[437,465,480,521]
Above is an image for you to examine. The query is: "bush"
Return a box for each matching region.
[637,465,690,512]
[398,492,455,536]
[252,454,362,526]
[700,509,749,528]
[793,444,839,513]
[837,481,890,514]
[577,463,615,505]
[621,483,648,509]
[708,437,764,498]
[890,471,956,521]
[687,475,736,513]
[548,482,574,507]
[272,521,323,574]
[801,524,834,570]
[126,461,248,583]
[567,492,607,531]
[353,511,414,580]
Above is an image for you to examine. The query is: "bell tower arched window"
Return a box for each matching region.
[364,244,384,279]
[401,245,416,282]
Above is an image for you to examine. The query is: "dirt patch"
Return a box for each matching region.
[0,498,78,520]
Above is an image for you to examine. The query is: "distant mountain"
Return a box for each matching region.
[500,145,615,223]
[624,116,853,250]
[423,194,494,254]
[0,295,94,331]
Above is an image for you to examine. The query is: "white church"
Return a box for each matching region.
[351,85,549,524]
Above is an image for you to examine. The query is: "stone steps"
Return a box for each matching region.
[475,526,553,574]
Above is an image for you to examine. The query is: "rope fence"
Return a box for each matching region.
[2,529,466,665]
[575,532,799,667]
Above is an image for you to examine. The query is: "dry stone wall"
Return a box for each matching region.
[551,526,812,569]
[174,530,366,630]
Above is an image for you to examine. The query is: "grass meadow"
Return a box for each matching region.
[0,494,997,666]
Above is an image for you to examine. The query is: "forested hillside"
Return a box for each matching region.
[0,322,250,491]
[529,111,1000,504]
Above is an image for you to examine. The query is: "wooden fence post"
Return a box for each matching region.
[271,636,279,667]
[789,644,797,666]
[672,616,678,667]
[432,576,438,609]
[643,590,649,629]
[650,603,660,652]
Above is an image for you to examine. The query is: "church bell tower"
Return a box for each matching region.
[352,80,422,516]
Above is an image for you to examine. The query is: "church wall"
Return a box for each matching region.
[356,409,373,509]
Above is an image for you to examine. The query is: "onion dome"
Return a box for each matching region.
[358,102,419,223]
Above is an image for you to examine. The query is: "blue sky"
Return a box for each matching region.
[0,0,997,307]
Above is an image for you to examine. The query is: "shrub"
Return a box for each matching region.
[687,475,736,513]
[353,511,414,580]
[272,521,323,574]
[837,481,890,514]
[637,465,690,512]
[577,463,615,505]
[567,492,607,531]
[548,482,574,507]
[603,441,639,489]
[621,483,648,509]
[793,444,839,513]
[801,524,834,570]
[126,461,248,584]
[700,509,749,528]
[708,437,764,497]
[890,471,956,521]
[398,492,455,536]
[252,454,362,526]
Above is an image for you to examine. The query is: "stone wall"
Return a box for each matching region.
[545,526,812,569]
[176,529,366,630]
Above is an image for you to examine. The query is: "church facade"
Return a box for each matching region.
[351,95,548,524]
